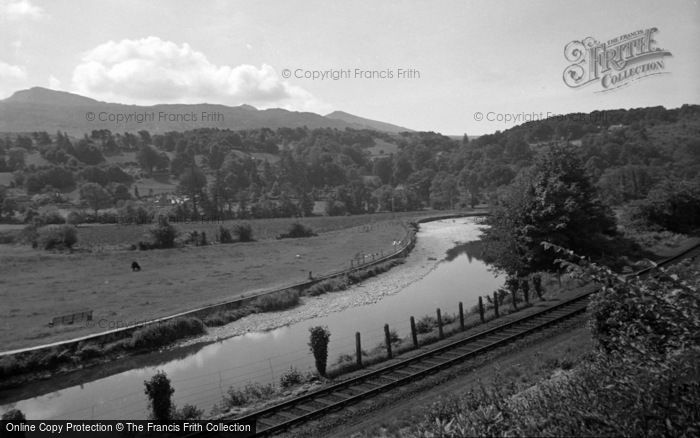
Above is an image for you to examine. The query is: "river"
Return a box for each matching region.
[0,217,503,420]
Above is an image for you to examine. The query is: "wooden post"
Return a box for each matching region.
[512,289,518,310]
[437,308,444,339]
[355,332,362,367]
[410,316,418,347]
[478,296,485,323]
[458,302,465,331]
[384,324,393,359]
[493,291,499,318]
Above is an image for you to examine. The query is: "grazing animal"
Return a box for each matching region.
[131,261,141,272]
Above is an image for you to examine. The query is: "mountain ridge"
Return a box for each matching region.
[0,87,413,135]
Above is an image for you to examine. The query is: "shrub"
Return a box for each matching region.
[148,216,178,248]
[66,210,84,225]
[144,371,174,422]
[252,290,300,312]
[308,326,331,377]
[278,222,316,239]
[218,226,233,243]
[77,343,102,360]
[233,223,254,242]
[38,225,77,250]
[1,408,26,422]
[39,210,65,225]
[416,315,436,334]
[173,404,204,420]
[130,317,206,350]
[279,366,304,389]
[222,382,277,408]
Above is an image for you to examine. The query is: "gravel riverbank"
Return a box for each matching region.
[179,219,485,346]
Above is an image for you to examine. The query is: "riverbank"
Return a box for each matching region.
[179,218,470,346]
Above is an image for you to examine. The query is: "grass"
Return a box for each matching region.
[0,316,207,381]
[67,211,431,248]
[0,213,421,350]
[334,321,595,438]
[305,259,404,296]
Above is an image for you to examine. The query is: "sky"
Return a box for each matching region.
[0,0,698,135]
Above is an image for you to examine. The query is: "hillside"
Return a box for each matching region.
[0,87,413,135]
[325,110,412,133]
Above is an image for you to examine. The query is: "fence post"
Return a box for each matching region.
[410,316,418,347]
[437,308,444,339]
[478,296,485,323]
[511,289,518,310]
[384,324,393,359]
[458,302,465,331]
[355,332,362,367]
[493,291,499,318]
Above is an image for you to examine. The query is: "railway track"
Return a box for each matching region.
[192,241,700,437]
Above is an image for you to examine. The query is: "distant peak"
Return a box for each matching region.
[238,104,257,111]
[4,87,100,105]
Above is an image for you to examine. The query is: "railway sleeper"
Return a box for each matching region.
[292,404,318,414]
[274,410,302,422]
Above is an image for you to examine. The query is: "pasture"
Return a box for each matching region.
[0,212,434,350]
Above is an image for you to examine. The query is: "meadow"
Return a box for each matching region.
[0,212,438,351]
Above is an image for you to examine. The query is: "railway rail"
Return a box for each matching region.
[191,241,700,437]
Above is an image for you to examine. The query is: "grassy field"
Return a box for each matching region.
[0,211,443,350]
[75,212,431,249]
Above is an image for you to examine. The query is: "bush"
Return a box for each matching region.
[66,210,84,225]
[144,371,175,422]
[77,343,102,360]
[279,366,304,389]
[130,317,206,350]
[148,216,178,248]
[38,225,77,250]
[308,326,331,377]
[233,223,254,242]
[173,404,204,420]
[1,408,26,422]
[223,382,277,408]
[278,222,316,239]
[416,315,436,334]
[218,226,233,243]
[252,290,300,312]
[39,210,65,225]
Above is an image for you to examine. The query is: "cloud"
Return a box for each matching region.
[2,0,46,21]
[48,75,61,90]
[0,60,27,98]
[71,36,327,112]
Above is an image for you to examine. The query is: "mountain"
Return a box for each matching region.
[0,87,414,135]
[324,110,412,133]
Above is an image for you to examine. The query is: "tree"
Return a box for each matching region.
[144,371,174,422]
[308,326,331,377]
[79,182,113,214]
[150,216,178,248]
[137,145,168,174]
[483,144,616,276]
[178,166,207,218]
